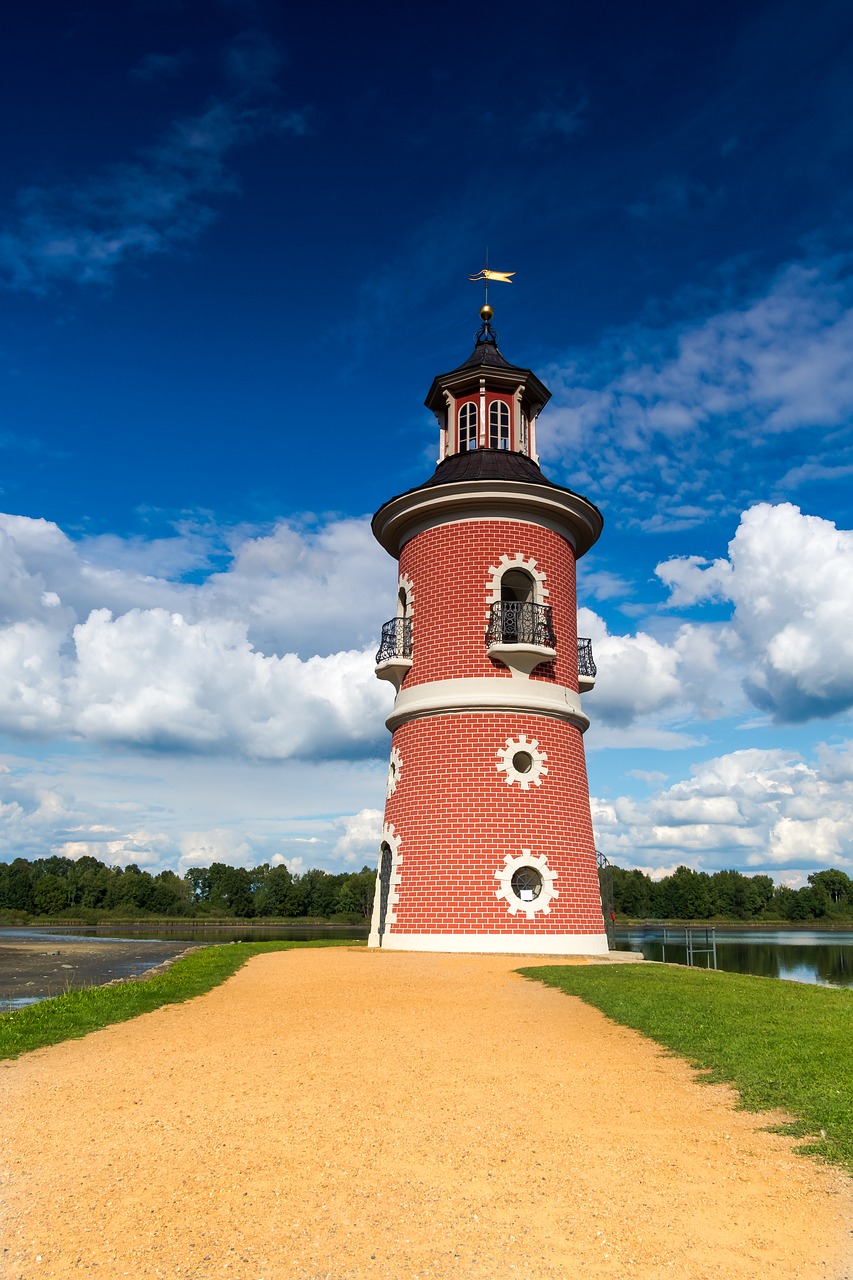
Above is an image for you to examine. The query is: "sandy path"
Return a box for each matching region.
[0,947,849,1280]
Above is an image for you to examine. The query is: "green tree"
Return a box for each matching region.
[207,863,255,917]
[32,873,68,915]
[808,870,853,910]
[611,867,653,917]
[334,868,376,919]
[656,866,713,920]
[254,864,296,917]
[0,860,36,912]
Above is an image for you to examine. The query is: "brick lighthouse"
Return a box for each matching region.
[368,299,607,954]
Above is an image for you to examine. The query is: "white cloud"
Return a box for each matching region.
[332,808,383,866]
[0,748,388,876]
[657,503,853,723]
[579,605,731,736]
[0,511,395,758]
[595,745,853,876]
[0,65,307,292]
[540,255,853,525]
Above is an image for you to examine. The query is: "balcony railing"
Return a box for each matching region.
[486,601,556,649]
[375,616,413,665]
[577,637,596,678]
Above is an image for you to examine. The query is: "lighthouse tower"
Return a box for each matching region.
[368,304,607,954]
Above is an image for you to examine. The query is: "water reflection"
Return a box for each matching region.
[615,927,853,989]
[5,925,369,944]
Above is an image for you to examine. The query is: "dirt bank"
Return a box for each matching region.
[0,947,849,1279]
[0,936,194,1002]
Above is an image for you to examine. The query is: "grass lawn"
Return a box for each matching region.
[521,962,853,1174]
[0,940,359,1061]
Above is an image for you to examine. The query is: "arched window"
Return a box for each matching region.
[500,568,536,643]
[377,842,393,944]
[489,400,510,450]
[501,569,535,604]
[458,401,477,452]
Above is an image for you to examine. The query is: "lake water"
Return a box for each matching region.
[0,924,370,1009]
[13,924,370,944]
[4,925,853,1003]
[614,927,853,990]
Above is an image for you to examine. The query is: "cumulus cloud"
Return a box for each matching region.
[0,746,388,876]
[332,808,383,865]
[594,745,853,876]
[579,603,732,739]
[0,511,394,758]
[657,503,853,723]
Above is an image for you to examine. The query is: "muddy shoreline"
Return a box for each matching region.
[0,936,195,1002]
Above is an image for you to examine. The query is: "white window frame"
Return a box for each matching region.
[458,401,477,452]
[489,400,511,450]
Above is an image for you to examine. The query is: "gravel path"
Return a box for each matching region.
[1,947,850,1279]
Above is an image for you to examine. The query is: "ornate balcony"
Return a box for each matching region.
[486,601,557,677]
[374,617,413,691]
[577,636,596,692]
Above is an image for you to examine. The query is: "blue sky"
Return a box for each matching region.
[1,0,852,883]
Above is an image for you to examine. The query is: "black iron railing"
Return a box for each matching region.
[375,617,413,664]
[486,601,556,649]
[577,637,596,678]
[597,849,614,950]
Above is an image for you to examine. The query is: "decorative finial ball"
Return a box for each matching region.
[480,303,494,323]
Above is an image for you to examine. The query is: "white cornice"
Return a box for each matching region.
[373,479,603,559]
[386,677,589,733]
[379,931,609,954]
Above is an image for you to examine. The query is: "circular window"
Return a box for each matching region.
[496,735,548,789]
[511,866,543,902]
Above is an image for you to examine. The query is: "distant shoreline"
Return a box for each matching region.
[2,916,852,933]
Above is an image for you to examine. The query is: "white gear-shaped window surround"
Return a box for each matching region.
[386,746,403,798]
[397,572,414,618]
[496,734,548,789]
[485,553,549,610]
[494,851,559,918]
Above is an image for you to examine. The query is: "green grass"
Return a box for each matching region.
[521,963,853,1173]
[0,940,359,1061]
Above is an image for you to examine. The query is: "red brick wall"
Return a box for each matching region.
[398,520,579,691]
[383,711,603,937]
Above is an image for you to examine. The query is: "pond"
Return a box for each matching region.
[0,925,369,1008]
[614,926,853,990]
[9,924,370,944]
[5,925,853,1007]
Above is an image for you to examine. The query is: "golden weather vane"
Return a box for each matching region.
[468,267,516,284]
[468,264,515,323]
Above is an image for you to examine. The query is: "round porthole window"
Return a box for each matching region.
[511,865,542,901]
[496,735,548,789]
[494,851,558,918]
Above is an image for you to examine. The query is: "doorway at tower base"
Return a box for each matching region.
[373,931,610,955]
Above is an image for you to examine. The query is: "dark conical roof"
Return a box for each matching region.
[420,449,558,488]
[457,336,514,370]
[424,329,550,414]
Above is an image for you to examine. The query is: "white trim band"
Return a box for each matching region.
[373,480,603,559]
[378,932,610,955]
[386,676,589,732]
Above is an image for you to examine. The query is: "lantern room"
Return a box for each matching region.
[424,306,551,463]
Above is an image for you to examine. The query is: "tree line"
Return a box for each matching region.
[2,852,851,925]
[612,864,853,921]
[0,855,377,922]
